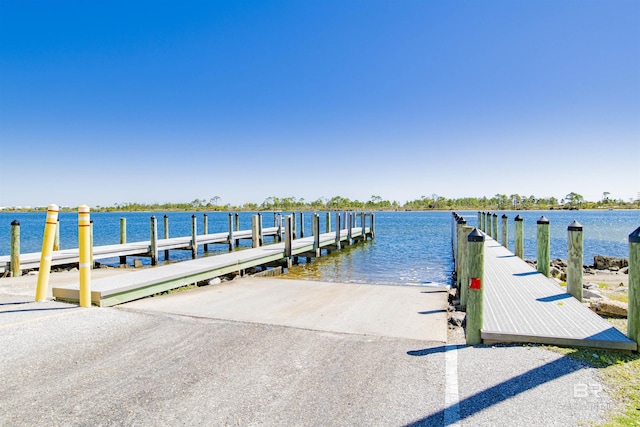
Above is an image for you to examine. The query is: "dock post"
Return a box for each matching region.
[150,216,158,266]
[628,227,640,347]
[477,212,481,231]
[299,212,304,238]
[234,213,240,247]
[466,228,485,345]
[277,213,282,242]
[335,213,342,250]
[292,212,297,239]
[347,213,353,245]
[484,212,489,236]
[567,221,583,301]
[480,212,485,232]
[326,212,331,233]
[360,212,366,241]
[203,214,209,252]
[456,217,467,287]
[514,215,524,258]
[53,218,60,251]
[537,216,550,277]
[10,220,21,277]
[78,205,92,307]
[501,214,508,248]
[460,225,474,308]
[258,213,264,246]
[228,213,235,251]
[252,215,260,248]
[35,204,59,301]
[284,215,293,268]
[371,213,375,239]
[492,213,498,240]
[274,212,278,242]
[190,215,197,259]
[313,213,320,257]
[119,218,127,265]
[163,215,170,261]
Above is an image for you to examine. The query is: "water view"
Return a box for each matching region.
[1,210,638,286]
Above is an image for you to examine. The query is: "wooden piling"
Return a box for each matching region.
[313,213,320,257]
[234,213,240,247]
[477,212,482,231]
[228,213,235,251]
[501,214,508,248]
[277,213,282,242]
[466,228,485,345]
[459,225,474,308]
[567,221,583,302]
[456,217,467,287]
[347,213,353,245]
[119,217,127,265]
[360,212,366,241]
[299,212,304,238]
[190,215,197,259]
[10,220,20,277]
[492,213,498,240]
[292,212,297,239]
[628,227,640,347]
[252,215,260,248]
[203,214,209,252]
[150,216,158,266]
[537,216,550,277]
[326,212,331,233]
[163,215,169,261]
[284,215,293,268]
[335,213,342,250]
[514,215,524,258]
[258,213,263,246]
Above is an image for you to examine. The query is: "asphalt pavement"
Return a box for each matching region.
[0,273,612,426]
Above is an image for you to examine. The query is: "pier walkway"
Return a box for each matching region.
[481,235,636,351]
[0,227,280,275]
[53,227,371,307]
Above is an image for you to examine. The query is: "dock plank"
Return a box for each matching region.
[481,236,636,351]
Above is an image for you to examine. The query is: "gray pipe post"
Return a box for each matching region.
[492,213,498,240]
[190,214,197,259]
[203,214,209,252]
[251,214,260,248]
[335,213,342,250]
[10,220,21,277]
[150,216,158,266]
[537,216,550,277]
[460,224,474,309]
[466,228,485,345]
[514,215,524,258]
[567,221,583,301]
[228,213,235,251]
[234,213,240,247]
[627,227,640,347]
[284,215,293,268]
[501,214,508,248]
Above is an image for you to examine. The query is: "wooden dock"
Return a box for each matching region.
[52,225,372,307]
[481,236,636,351]
[0,227,280,274]
[453,213,636,351]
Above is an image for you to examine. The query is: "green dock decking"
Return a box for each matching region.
[52,227,371,307]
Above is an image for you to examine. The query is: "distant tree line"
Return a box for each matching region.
[7,191,638,212]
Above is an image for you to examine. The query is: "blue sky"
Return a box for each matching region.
[1,0,639,207]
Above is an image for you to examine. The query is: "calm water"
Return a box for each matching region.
[1,210,638,286]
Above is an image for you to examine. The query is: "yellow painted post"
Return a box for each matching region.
[35,204,59,301]
[53,218,60,251]
[10,220,21,277]
[78,205,92,307]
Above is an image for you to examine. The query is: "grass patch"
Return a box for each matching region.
[608,293,630,304]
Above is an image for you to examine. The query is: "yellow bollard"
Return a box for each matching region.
[35,204,59,301]
[78,205,92,307]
